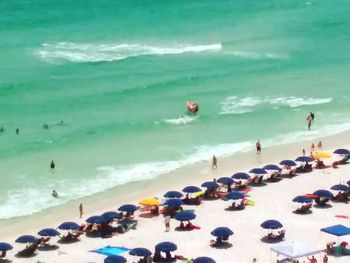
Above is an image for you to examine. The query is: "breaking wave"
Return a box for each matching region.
[220,96,332,115]
[36,42,222,63]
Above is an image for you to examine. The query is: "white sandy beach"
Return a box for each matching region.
[1,132,350,263]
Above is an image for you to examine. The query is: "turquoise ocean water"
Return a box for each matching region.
[0,0,350,219]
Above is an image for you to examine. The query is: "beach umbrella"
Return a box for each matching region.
[164,191,183,198]
[331,184,349,192]
[201,181,220,189]
[164,198,183,207]
[129,247,152,257]
[0,242,13,251]
[217,177,234,185]
[225,191,245,200]
[347,180,350,186]
[279,160,297,166]
[104,255,127,263]
[260,220,283,230]
[313,190,334,199]
[295,156,313,163]
[263,164,282,171]
[292,196,313,204]
[155,241,177,252]
[15,235,39,244]
[232,172,251,180]
[211,227,234,237]
[249,168,267,174]
[139,198,160,206]
[38,228,60,237]
[182,186,202,193]
[101,211,123,220]
[86,215,108,224]
[175,210,196,221]
[193,257,216,263]
[58,221,80,231]
[313,152,331,159]
[118,204,139,213]
[333,149,350,155]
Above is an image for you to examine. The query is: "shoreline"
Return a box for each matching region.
[1,129,350,242]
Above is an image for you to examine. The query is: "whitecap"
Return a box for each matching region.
[164,115,197,125]
[36,42,222,63]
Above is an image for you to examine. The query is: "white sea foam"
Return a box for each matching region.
[36,42,222,63]
[227,51,288,60]
[220,96,332,115]
[164,115,197,125]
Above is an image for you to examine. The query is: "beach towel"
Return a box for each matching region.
[335,215,349,219]
[244,199,255,206]
[91,246,129,256]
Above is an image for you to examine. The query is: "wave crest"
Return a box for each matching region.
[36,42,222,63]
[220,96,332,115]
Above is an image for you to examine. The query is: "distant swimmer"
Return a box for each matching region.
[16,128,19,135]
[52,190,58,198]
[186,101,199,113]
[50,160,55,169]
[43,123,49,129]
[0,127,4,133]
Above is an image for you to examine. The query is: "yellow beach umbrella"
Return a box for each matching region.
[139,198,160,206]
[313,152,331,159]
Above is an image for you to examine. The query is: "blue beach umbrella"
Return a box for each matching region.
[38,228,60,237]
[193,257,216,263]
[155,241,177,252]
[232,172,250,180]
[263,164,281,171]
[295,156,313,163]
[217,177,234,185]
[211,227,234,237]
[58,222,80,231]
[279,160,297,166]
[260,220,283,230]
[164,191,183,198]
[249,168,267,174]
[101,211,123,220]
[175,210,196,221]
[331,184,349,192]
[225,191,245,200]
[118,204,139,213]
[15,235,39,244]
[164,198,183,207]
[201,181,220,189]
[0,242,13,251]
[333,149,350,155]
[104,255,127,263]
[86,215,108,224]
[182,186,202,193]
[293,196,313,204]
[313,190,334,199]
[129,247,152,257]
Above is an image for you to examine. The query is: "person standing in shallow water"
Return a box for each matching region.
[79,203,83,219]
[50,160,55,169]
[211,155,217,170]
[256,140,261,154]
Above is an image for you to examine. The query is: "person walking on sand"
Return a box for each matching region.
[79,203,83,219]
[307,114,313,130]
[50,160,55,169]
[211,155,217,170]
[302,149,306,156]
[322,254,328,263]
[164,215,171,232]
[317,141,322,148]
[256,140,261,154]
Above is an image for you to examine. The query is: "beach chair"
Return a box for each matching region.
[333,192,349,203]
[59,231,82,243]
[295,204,312,214]
[267,230,285,241]
[0,251,6,260]
[17,243,38,257]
